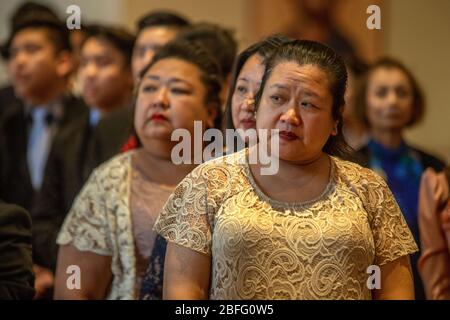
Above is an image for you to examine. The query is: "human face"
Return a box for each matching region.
[80,38,133,112]
[135,58,215,154]
[132,26,179,80]
[256,61,337,162]
[366,67,414,132]
[8,28,71,103]
[231,54,264,135]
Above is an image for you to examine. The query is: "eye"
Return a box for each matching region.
[171,87,190,95]
[375,87,388,98]
[236,85,247,95]
[301,101,316,109]
[24,44,41,54]
[142,84,157,93]
[96,58,111,67]
[396,87,409,98]
[269,95,283,104]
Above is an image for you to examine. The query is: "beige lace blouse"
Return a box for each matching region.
[57,151,174,299]
[154,149,418,300]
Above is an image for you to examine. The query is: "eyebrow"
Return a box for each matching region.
[145,75,190,85]
[237,76,261,85]
[269,83,321,98]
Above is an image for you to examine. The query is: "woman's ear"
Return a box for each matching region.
[331,120,338,136]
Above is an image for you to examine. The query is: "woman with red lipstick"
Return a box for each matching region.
[155,40,418,300]
[53,40,222,299]
[224,35,291,150]
[354,58,445,299]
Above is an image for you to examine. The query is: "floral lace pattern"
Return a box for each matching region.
[57,151,171,300]
[154,149,418,300]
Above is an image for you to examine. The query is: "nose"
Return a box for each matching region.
[280,107,300,126]
[243,94,256,112]
[153,87,169,108]
[83,62,97,80]
[386,89,398,106]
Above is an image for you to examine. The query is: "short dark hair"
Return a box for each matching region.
[82,24,136,67]
[224,34,292,131]
[255,39,352,159]
[2,11,70,60]
[354,57,425,128]
[176,22,238,79]
[136,10,190,33]
[132,40,223,147]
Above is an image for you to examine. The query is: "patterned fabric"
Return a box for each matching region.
[57,151,171,299]
[154,148,418,300]
[367,139,423,229]
[140,235,167,300]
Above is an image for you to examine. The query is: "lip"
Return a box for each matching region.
[149,113,168,122]
[240,118,255,129]
[278,130,299,141]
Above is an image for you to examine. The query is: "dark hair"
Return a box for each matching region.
[136,10,190,32]
[224,34,292,131]
[175,22,238,79]
[82,25,136,67]
[354,57,425,128]
[132,40,223,147]
[255,39,352,159]
[2,11,70,60]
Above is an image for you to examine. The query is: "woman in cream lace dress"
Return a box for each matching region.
[53,40,223,299]
[154,40,418,300]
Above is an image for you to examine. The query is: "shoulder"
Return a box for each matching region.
[190,149,246,180]
[0,201,32,234]
[91,151,132,181]
[333,156,387,191]
[410,146,446,171]
[60,95,89,124]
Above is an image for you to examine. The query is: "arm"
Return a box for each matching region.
[418,168,450,299]
[163,242,211,300]
[0,201,35,300]
[372,255,415,300]
[31,145,64,298]
[54,244,112,300]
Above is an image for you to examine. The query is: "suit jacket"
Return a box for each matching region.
[93,105,133,165]
[31,105,130,270]
[0,85,18,121]
[0,94,88,211]
[0,200,35,300]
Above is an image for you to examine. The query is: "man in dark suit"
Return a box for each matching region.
[0,200,35,300]
[0,13,88,211]
[31,25,135,276]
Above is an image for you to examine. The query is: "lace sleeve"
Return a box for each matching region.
[362,168,419,266]
[56,170,112,256]
[154,166,212,255]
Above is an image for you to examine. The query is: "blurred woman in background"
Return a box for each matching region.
[355,58,446,299]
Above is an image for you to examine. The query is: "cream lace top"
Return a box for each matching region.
[57,151,174,299]
[154,149,418,300]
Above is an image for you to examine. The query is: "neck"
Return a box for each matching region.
[250,147,329,186]
[27,80,67,106]
[134,147,197,186]
[98,91,131,115]
[371,128,403,150]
